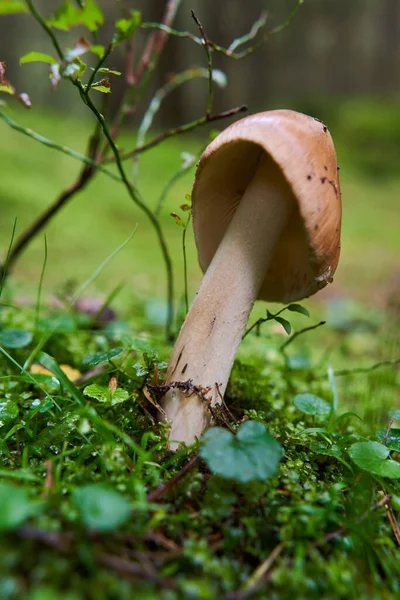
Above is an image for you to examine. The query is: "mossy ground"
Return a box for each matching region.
[0,289,399,600]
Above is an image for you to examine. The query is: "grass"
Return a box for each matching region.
[0,105,399,599]
[1,106,400,306]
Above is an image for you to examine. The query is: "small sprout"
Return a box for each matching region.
[170,212,185,227]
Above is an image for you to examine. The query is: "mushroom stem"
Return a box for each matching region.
[162,153,294,448]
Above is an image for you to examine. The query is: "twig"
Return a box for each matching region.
[134,0,183,87]
[146,455,198,502]
[25,0,64,61]
[134,67,220,169]
[42,459,54,497]
[0,112,120,181]
[191,10,213,117]
[85,44,113,96]
[280,321,326,352]
[383,419,394,446]
[74,364,109,386]
[105,104,248,164]
[182,212,192,314]
[141,1,304,60]
[96,553,175,587]
[0,218,17,299]
[154,157,196,218]
[17,524,72,552]
[226,543,282,600]
[243,307,288,340]
[75,82,175,341]
[227,11,268,54]
[387,505,400,546]
[318,358,400,379]
[0,161,96,281]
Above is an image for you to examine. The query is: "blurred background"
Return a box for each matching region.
[0,0,399,314]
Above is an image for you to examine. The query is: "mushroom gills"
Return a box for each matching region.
[161,151,294,448]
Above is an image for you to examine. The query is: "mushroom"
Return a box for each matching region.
[161,110,342,449]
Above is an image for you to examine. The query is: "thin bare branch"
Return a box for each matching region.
[104,104,247,164]
[280,321,326,352]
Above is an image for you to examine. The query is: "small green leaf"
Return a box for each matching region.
[82,347,123,366]
[72,484,131,532]
[0,482,40,531]
[275,316,291,335]
[113,11,141,44]
[20,52,56,66]
[80,0,103,32]
[0,329,32,348]
[348,441,400,479]
[48,1,80,31]
[48,0,103,32]
[90,45,105,58]
[91,78,111,93]
[389,410,400,421]
[293,393,331,416]
[376,429,400,452]
[92,67,121,76]
[287,304,310,317]
[83,383,129,406]
[200,421,283,483]
[0,82,14,95]
[0,1,27,15]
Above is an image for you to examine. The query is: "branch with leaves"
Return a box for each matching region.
[0,0,304,340]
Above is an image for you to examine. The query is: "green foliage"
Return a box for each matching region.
[0,482,41,531]
[19,52,56,65]
[0,0,27,15]
[348,441,400,478]
[0,295,398,598]
[200,421,283,482]
[0,1,399,598]
[48,0,104,32]
[113,11,141,45]
[293,393,332,416]
[84,383,130,405]
[0,329,32,348]
[72,484,131,532]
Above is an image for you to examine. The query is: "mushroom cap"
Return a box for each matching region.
[192,109,342,303]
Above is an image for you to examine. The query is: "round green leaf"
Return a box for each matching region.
[0,482,38,531]
[200,420,283,483]
[293,393,331,416]
[72,484,131,532]
[348,441,400,479]
[0,329,33,348]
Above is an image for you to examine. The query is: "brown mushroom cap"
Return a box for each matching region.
[192,109,342,303]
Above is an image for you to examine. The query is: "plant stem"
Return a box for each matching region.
[104,104,248,164]
[76,82,175,341]
[25,0,64,61]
